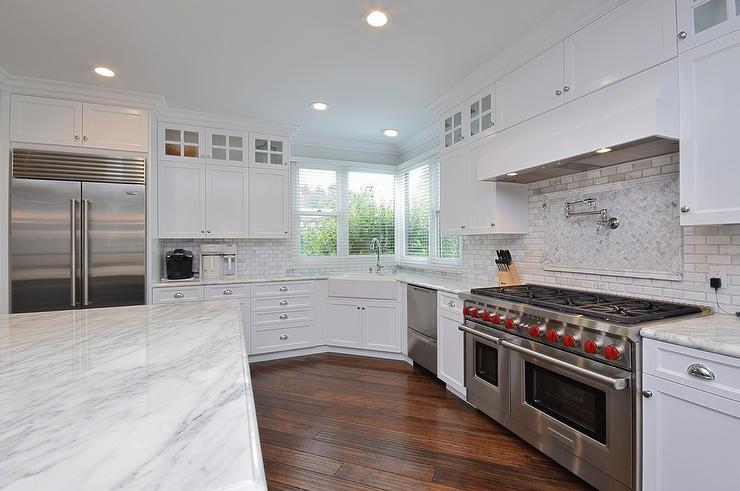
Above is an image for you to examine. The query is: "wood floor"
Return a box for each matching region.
[250,353,593,491]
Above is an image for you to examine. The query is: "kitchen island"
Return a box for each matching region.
[0,301,265,491]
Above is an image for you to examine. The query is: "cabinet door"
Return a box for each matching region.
[564,0,677,102]
[466,145,497,235]
[642,373,740,490]
[158,123,205,163]
[677,0,740,52]
[442,107,465,149]
[496,43,564,131]
[206,129,247,166]
[10,95,83,146]
[439,148,469,235]
[206,164,249,238]
[327,300,362,347]
[157,161,206,238]
[362,301,400,352]
[81,103,149,152]
[249,133,288,167]
[249,167,289,238]
[679,30,740,225]
[438,310,465,395]
[467,85,496,138]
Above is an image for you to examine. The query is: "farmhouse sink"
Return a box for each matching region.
[327,273,399,300]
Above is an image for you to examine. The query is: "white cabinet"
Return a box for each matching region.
[678,0,740,52]
[437,296,465,396]
[159,123,206,163]
[10,95,148,151]
[642,338,740,490]
[564,0,677,101]
[81,103,148,152]
[440,146,528,235]
[206,165,249,238]
[467,85,496,138]
[206,129,247,166]
[157,161,206,238]
[327,298,400,352]
[249,167,289,238]
[679,29,740,225]
[496,43,564,131]
[249,133,288,168]
[442,106,465,149]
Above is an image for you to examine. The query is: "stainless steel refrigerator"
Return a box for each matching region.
[10,149,146,313]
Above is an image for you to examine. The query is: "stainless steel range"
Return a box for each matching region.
[457,284,707,491]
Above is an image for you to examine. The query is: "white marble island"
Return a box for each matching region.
[0,301,266,491]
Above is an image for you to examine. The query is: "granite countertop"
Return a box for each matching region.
[641,312,740,358]
[0,301,266,491]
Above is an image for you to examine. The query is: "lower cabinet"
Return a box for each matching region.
[327,298,400,352]
[437,308,466,395]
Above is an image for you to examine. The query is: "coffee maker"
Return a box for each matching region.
[200,243,237,279]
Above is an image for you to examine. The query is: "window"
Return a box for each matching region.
[296,162,395,258]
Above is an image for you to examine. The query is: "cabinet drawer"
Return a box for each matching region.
[252,281,314,297]
[204,284,250,300]
[251,308,314,330]
[252,294,313,312]
[251,324,315,354]
[439,292,462,313]
[152,286,204,304]
[643,339,740,402]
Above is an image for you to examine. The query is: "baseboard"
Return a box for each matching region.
[445,384,467,401]
[248,345,413,364]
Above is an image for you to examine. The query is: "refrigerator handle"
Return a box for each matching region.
[82,199,90,306]
[70,199,77,307]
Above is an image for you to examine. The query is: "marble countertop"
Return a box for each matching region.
[641,312,740,358]
[0,301,266,491]
[152,273,328,288]
[392,272,489,294]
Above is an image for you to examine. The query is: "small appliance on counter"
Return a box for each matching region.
[164,249,194,280]
[201,243,238,279]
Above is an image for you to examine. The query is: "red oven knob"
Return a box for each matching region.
[504,318,515,329]
[463,306,471,316]
[482,311,492,322]
[546,329,560,342]
[470,308,480,318]
[492,314,501,324]
[584,340,601,354]
[563,334,579,347]
[604,345,623,361]
[529,325,543,337]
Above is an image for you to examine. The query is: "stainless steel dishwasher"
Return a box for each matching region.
[407,285,437,374]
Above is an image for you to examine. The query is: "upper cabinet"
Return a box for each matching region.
[159,123,250,166]
[677,0,740,52]
[467,85,496,138]
[564,0,677,102]
[442,107,465,150]
[249,133,289,168]
[207,129,246,166]
[10,95,148,152]
[496,43,565,132]
[249,167,290,238]
[678,29,740,225]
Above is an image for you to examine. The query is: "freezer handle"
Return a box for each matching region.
[70,199,77,307]
[82,199,90,306]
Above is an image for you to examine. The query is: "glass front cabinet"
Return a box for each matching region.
[678,0,740,51]
[249,133,289,167]
[442,84,496,151]
[158,123,205,163]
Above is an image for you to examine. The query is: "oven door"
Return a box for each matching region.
[504,337,633,490]
[460,324,509,424]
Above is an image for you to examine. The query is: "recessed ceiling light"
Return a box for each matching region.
[596,147,613,154]
[310,101,329,111]
[93,66,116,77]
[383,128,399,137]
[507,172,519,176]
[366,9,389,27]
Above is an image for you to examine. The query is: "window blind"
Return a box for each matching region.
[430,160,461,259]
[297,167,338,256]
[346,171,395,255]
[405,164,431,257]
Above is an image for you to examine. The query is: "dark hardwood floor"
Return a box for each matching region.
[250,353,594,491]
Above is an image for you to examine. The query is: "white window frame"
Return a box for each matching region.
[293,157,398,264]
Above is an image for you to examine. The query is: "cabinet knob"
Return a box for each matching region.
[201,230,205,234]
[206,230,211,234]
[74,135,80,141]
[555,89,563,96]
[223,289,233,295]
[280,314,288,320]
[678,31,688,40]
[563,86,570,93]
[280,299,288,306]
[680,205,690,213]
[357,306,361,310]
[448,300,456,307]
[642,390,653,398]
[174,292,185,299]
[200,154,205,158]
[461,225,466,229]
[82,135,88,142]
[279,334,288,340]
[206,155,211,159]
[279,286,288,292]
[362,306,366,310]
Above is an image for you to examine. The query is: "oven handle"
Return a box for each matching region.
[500,339,629,391]
[458,325,503,345]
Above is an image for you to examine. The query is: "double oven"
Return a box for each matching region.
[461,316,636,491]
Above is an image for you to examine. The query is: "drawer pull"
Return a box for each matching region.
[687,363,715,381]
[223,289,233,295]
[280,334,288,340]
[174,292,185,299]
[280,314,288,320]
[280,299,288,306]
[279,285,288,292]
[448,300,456,308]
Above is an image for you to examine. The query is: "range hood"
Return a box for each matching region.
[474,60,679,184]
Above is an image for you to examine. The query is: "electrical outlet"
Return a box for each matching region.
[710,277,722,289]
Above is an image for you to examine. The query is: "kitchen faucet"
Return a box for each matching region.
[370,237,384,274]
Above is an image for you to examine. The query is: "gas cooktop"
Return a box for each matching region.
[469,284,703,325]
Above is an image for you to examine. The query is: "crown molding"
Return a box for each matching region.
[397,124,439,159]
[292,132,401,158]
[427,0,624,116]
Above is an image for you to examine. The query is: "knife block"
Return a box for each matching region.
[498,263,522,287]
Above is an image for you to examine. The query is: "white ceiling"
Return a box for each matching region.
[0,0,599,145]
